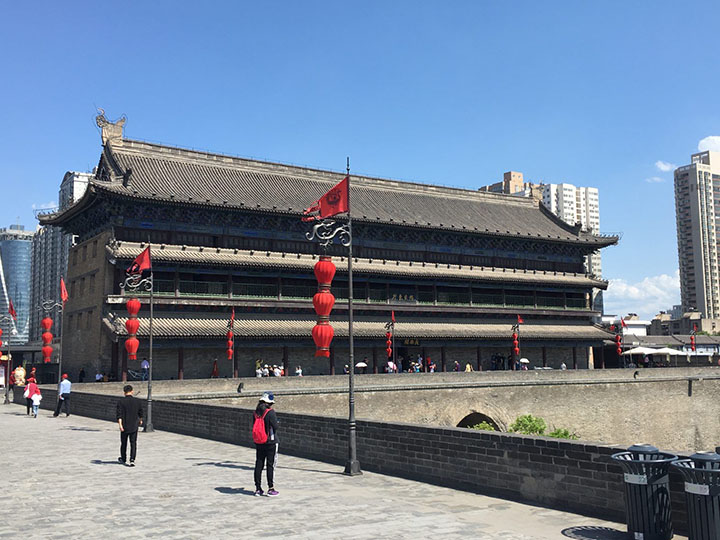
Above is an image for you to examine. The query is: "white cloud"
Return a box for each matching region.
[31,201,57,210]
[698,136,720,152]
[604,270,680,320]
[645,176,664,183]
[655,160,675,172]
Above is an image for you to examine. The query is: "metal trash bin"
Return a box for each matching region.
[611,444,678,540]
[672,451,720,540]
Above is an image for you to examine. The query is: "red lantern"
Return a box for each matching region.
[616,347,622,355]
[126,298,141,317]
[514,347,520,355]
[314,256,336,288]
[386,332,391,339]
[0,328,3,337]
[0,339,2,348]
[125,319,140,335]
[226,339,234,349]
[691,335,696,352]
[125,337,140,360]
[42,331,53,345]
[312,323,334,357]
[42,345,53,362]
[313,291,336,317]
[41,317,53,331]
[386,347,392,355]
[226,330,233,340]
[226,348,234,360]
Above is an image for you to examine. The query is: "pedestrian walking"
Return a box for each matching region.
[53,373,72,417]
[116,385,144,466]
[24,377,40,416]
[30,387,42,418]
[140,358,149,381]
[252,392,279,497]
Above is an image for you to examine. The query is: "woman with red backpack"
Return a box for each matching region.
[252,392,279,497]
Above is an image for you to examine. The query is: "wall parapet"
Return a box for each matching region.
[14,386,691,534]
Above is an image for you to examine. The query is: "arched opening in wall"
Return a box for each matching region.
[456,412,501,431]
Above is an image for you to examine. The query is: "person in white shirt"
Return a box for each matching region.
[53,373,72,417]
[295,366,303,377]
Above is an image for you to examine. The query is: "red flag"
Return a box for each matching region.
[391,310,395,323]
[8,299,16,321]
[127,246,152,275]
[302,176,349,221]
[620,319,628,328]
[60,277,69,305]
[517,314,524,324]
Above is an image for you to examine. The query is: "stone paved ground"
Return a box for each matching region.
[0,405,658,540]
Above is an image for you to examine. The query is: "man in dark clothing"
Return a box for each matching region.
[116,385,143,466]
[253,392,279,496]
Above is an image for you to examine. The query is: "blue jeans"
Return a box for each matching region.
[32,404,39,417]
[141,368,148,381]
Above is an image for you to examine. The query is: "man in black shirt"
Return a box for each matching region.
[116,385,143,466]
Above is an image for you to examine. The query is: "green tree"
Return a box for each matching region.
[470,421,497,431]
[509,414,547,435]
[547,427,579,440]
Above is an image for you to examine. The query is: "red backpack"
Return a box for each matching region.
[252,410,269,444]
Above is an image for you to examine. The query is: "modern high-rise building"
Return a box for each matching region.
[541,183,601,274]
[30,171,91,341]
[480,174,603,310]
[0,225,34,344]
[674,151,720,318]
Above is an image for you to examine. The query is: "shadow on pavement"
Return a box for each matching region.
[65,427,102,432]
[561,526,626,539]
[193,461,254,471]
[277,465,344,476]
[91,459,124,466]
[215,486,256,496]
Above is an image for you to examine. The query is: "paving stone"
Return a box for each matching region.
[0,405,679,539]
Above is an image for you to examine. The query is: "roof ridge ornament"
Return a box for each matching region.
[96,108,126,145]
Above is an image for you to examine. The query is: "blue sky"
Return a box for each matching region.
[2,1,719,318]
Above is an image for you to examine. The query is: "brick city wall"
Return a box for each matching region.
[14,386,692,534]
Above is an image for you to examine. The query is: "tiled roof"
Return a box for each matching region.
[107,241,608,289]
[43,138,616,248]
[104,314,611,341]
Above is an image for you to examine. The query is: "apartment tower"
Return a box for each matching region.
[674,151,720,318]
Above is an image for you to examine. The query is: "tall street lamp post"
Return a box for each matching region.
[120,258,154,432]
[305,160,361,476]
[41,299,64,383]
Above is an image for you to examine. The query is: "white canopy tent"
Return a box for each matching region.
[621,346,658,356]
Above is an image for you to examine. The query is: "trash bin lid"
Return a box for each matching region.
[690,451,720,464]
[628,444,659,454]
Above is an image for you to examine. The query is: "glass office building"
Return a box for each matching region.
[0,225,34,344]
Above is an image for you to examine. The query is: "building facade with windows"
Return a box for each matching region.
[39,116,617,379]
[29,172,91,344]
[0,225,34,344]
[674,151,720,318]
